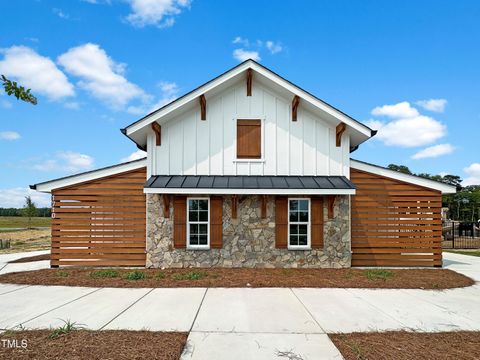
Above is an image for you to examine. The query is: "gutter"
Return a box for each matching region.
[120,128,147,151]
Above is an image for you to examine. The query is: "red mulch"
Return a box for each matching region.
[0,330,187,360]
[8,254,50,263]
[330,331,480,360]
[0,267,473,289]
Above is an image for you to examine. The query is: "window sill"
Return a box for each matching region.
[186,246,210,251]
[233,159,265,163]
[287,246,311,251]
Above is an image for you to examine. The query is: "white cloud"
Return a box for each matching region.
[121,150,147,162]
[33,151,94,172]
[0,131,21,140]
[53,8,70,19]
[82,0,111,4]
[0,46,74,100]
[127,80,179,115]
[411,143,455,159]
[416,98,447,113]
[125,0,191,28]
[64,101,80,110]
[0,188,50,208]
[371,101,419,118]
[232,36,250,47]
[233,49,261,62]
[58,43,147,109]
[266,40,282,54]
[463,163,480,186]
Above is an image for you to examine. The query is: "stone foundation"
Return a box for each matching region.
[146,194,351,268]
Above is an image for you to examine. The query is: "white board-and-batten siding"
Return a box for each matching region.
[148,81,350,178]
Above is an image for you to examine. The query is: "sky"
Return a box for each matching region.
[1,0,479,207]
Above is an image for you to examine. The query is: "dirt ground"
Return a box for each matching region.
[0,229,51,253]
[0,330,187,360]
[330,331,480,360]
[0,267,473,289]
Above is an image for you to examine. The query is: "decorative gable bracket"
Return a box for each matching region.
[151,122,161,146]
[292,95,300,121]
[336,122,346,147]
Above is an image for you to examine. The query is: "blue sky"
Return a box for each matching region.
[1,0,479,207]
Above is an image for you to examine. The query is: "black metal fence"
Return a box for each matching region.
[442,220,480,249]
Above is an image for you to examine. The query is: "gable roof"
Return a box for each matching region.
[31,158,147,193]
[350,159,456,194]
[121,59,376,150]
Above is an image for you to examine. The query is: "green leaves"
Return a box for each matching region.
[1,74,38,105]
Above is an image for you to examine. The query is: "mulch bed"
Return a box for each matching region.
[0,267,473,289]
[330,331,480,360]
[0,330,187,360]
[8,254,50,263]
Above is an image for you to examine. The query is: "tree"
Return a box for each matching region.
[1,75,37,105]
[387,164,412,175]
[22,196,38,229]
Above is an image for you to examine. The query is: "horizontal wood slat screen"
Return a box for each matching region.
[51,167,147,267]
[350,168,442,267]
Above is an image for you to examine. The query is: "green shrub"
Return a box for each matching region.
[173,271,207,281]
[49,320,83,339]
[154,271,165,280]
[89,269,118,279]
[364,269,394,281]
[124,270,146,281]
[55,270,69,278]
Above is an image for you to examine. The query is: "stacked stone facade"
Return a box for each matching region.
[146,194,351,268]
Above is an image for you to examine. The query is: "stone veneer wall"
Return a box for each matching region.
[146,194,351,268]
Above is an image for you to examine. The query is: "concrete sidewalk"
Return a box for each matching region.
[0,250,50,275]
[0,251,478,359]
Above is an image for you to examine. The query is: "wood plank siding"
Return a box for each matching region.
[51,168,147,267]
[350,168,442,267]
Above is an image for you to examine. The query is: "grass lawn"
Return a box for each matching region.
[0,328,187,360]
[0,216,51,229]
[330,331,480,360]
[0,267,473,289]
[445,249,480,257]
[0,229,51,254]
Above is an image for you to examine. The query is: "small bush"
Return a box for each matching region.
[364,269,394,281]
[49,319,84,339]
[55,270,69,278]
[154,271,165,280]
[173,271,207,281]
[89,269,118,279]
[124,270,146,281]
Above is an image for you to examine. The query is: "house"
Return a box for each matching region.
[31,60,456,268]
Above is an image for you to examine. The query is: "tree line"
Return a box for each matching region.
[387,164,479,223]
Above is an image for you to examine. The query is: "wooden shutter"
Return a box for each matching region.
[311,197,324,248]
[210,196,223,248]
[237,119,261,159]
[275,196,288,248]
[173,196,186,248]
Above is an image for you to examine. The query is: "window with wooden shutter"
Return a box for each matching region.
[210,196,223,248]
[311,197,324,249]
[237,119,261,159]
[275,196,288,248]
[173,196,187,248]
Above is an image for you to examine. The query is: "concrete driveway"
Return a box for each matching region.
[0,251,478,359]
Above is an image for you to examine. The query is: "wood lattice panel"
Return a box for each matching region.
[51,168,147,267]
[350,168,442,267]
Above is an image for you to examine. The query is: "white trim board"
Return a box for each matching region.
[144,188,355,195]
[33,159,147,193]
[350,159,456,194]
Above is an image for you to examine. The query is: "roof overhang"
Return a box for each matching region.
[144,175,356,195]
[31,158,147,193]
[121,60,375,150]
[350,159,457,194]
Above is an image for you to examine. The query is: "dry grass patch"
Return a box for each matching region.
[330,331,480,360]
[0,267,473,289]
[0,329,187,360]
[0,229,50,253]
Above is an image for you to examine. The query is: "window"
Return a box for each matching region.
[288,198,310,249]
[237,119,261,159]
[187,198,209,249]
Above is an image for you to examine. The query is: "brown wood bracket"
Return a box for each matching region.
[199,94,206,120]
[327,195,337,219]
[336,122,346,147]
[246,69,253,96]
[151,122,161,146]
[162,194,170,218]
[261,195,267,218]
[292,95,300,121]
[232,195,238,219]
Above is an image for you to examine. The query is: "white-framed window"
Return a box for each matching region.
[187,197,210,249]
[288,198,311,250]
